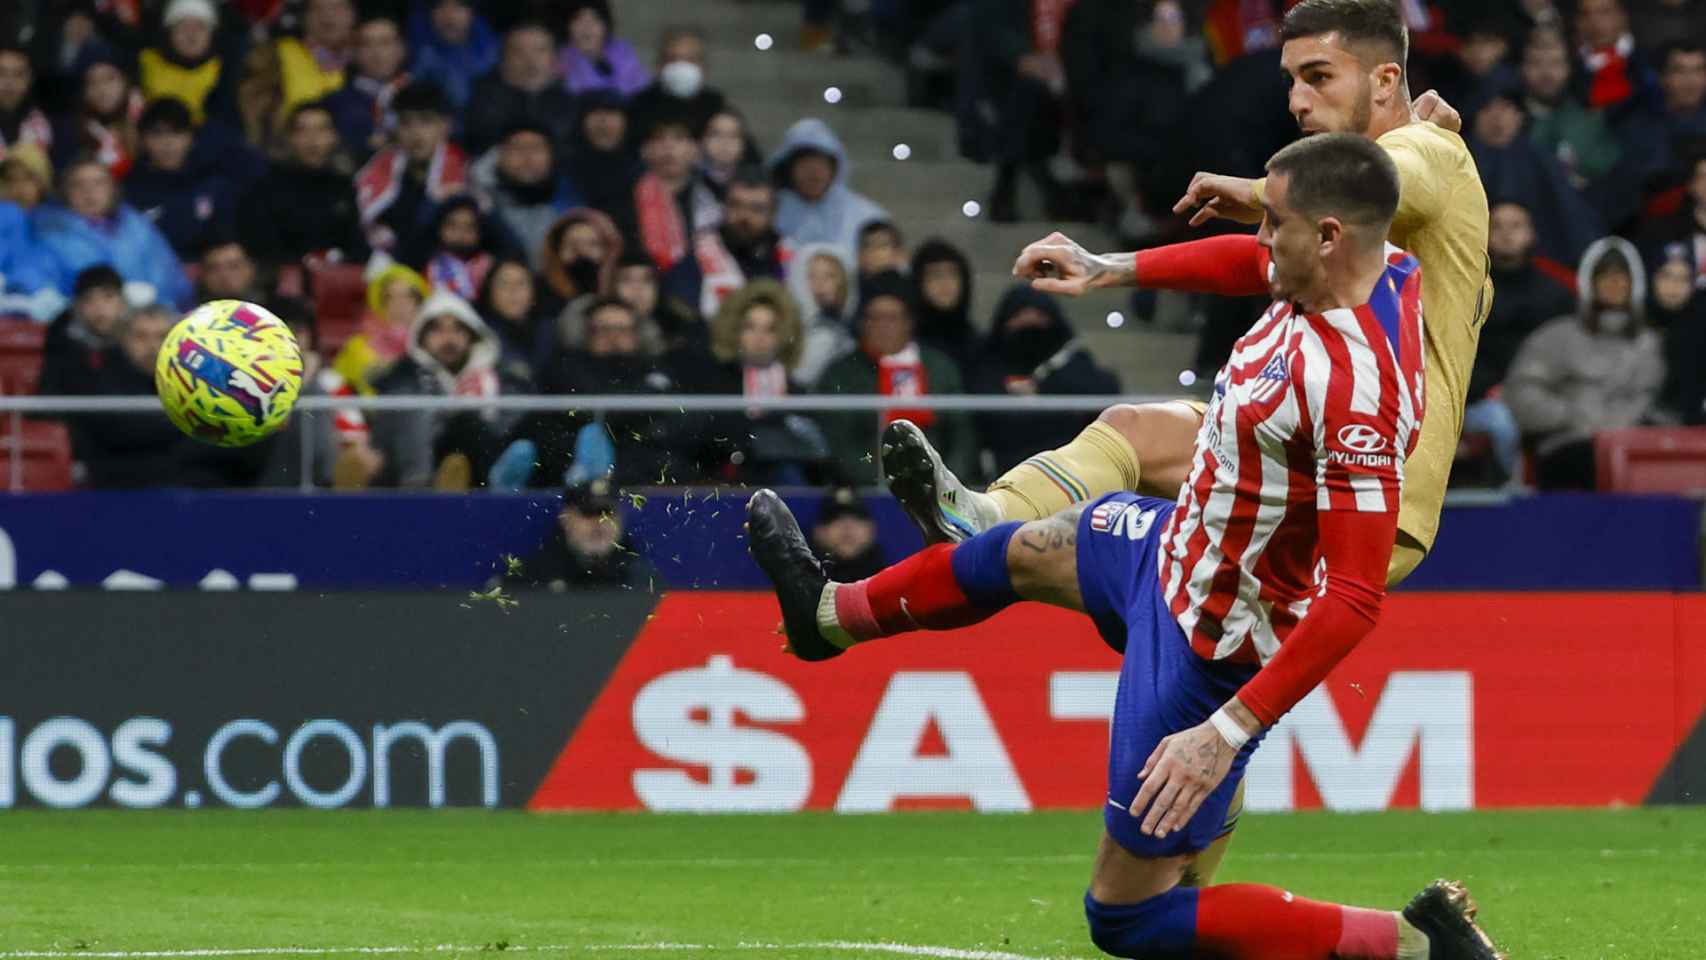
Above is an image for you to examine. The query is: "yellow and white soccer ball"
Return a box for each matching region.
[154,299,304,447]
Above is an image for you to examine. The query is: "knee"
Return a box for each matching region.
[1096,404,1149,448]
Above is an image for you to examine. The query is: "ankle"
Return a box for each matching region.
[817,581,867,648]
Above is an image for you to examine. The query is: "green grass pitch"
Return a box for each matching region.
[1,808,1701,959]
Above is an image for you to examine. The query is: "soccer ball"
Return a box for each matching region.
[154,300,304,447]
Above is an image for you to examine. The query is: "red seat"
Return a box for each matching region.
[0,420,74,491]
[0,317,45,396]
[309,262,369,354]
[1595,427,1706,493]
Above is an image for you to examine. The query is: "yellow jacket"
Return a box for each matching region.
[138,49,224,124]
[275,38,344,118]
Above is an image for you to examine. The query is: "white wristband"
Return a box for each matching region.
[1209,708,1251,750]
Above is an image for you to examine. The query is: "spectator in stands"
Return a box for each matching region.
[464,21,577,156]
[407,194,510,301]
[616,251,706,366]
[1431,13,1522,118]
[1651,247,1706,423]
[1615,41,1706,193]
[38,265,125,397]
[354,81,467,253]
[786,242,856,388]
[768,118,888,262]
[1469,85,1605,265]
[323,15,409,159]
[960,0,1069,222]
[910,239,975,372]
[124,97,236,257]
[137,0,235,127]
[0,46,53,160]
[698,108,761,200]
[408,0,498,114]
[567,90,640,215]
[1575,0,1653,118]
[628,27,727,142]
[505,479,656,591]
[689,166,785,319]
[559,0,649,98]
[237,101,367,267]
[1062,0,1211,235]
[0,142,50,209]
[817,270,974,484]
[332,262,429,394]
[0,194,57,317]
[53,52,142,178]
[856,220,907,291]
[1520,26,1621,190]
[622,114,720,273]
[195,236,265,303]
[1641,153,1706,287]
[810,487,886,581]
[66,301,186,488]
[530,294,680,487]
[368,288,519,489]
[971,284,1120,475]
[33,157,192,309]
[264,0,356,127]
[476,256,551,384]
[1467,201,1579,483]
[701,278,828,483]
[539,207,624,315]
[1506,238,1665,489]
[477,121,582,272]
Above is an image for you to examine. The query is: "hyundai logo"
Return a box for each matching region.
[1336,424,1388,454]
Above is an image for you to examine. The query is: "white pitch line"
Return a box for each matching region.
[0,942,1086,960]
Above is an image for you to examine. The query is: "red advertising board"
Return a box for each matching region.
[531,593,1706,812]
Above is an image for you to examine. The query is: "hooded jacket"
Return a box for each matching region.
[370,289,510,487]
[910,240,975,369]
[32,201,193,309]
[1504,237,1666,453]
[972,284,1121,473]
[767,119,888,261]
[406,6,499,110]
[785,242,856,387]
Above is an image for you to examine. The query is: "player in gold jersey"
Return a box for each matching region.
[885,0,1490,586]
[876,0,1492,892]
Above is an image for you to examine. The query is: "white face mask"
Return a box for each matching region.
[659,60,704,98]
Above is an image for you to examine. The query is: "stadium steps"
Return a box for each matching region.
[615,0,1194,392]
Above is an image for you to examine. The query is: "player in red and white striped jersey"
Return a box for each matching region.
[748,133,1502,960]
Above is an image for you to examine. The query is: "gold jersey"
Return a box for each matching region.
[1255,122,1491,553]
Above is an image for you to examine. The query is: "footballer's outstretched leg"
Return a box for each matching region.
[745,489,1086,657]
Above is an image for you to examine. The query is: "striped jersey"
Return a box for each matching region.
[1158,244,1426,665]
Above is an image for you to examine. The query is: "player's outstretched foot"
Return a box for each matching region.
[881,419,1000,544]
[1403,880,1507,960]
[745,489,843,662]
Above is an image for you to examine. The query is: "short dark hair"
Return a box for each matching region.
[726,164,771,194]
[501,119,554,145]
[73,265,124,297]
[641,112,694,143]
[392,80,451,117]
[1265,132,1400,230]
[859,220,903,245]
[287,99,335,130]
[1659,39,1706,70]
[138,97,194,134]
[615,251,658,273]
[585,294,635,319]
[1279,0,1408,70]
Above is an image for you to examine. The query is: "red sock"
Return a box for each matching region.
[1195,884,1399,960]
[834,544,998,641]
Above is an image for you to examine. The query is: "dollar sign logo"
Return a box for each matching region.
[630,655,811,811]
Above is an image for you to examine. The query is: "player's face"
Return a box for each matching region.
[1256,172,1326,303]
[1280,34,1377,136]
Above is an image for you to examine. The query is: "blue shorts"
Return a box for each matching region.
[1075,493,1266,859]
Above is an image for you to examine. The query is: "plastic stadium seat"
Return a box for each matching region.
[1595,427,1706,494]
[0,316,45,396]
[309,262,368,354]
[0,420,74,491]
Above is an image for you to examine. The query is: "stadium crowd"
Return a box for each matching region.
[0,0,1700,499]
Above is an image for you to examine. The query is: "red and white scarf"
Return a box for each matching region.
[694,229,746,318]
[352,71,410,140]
[1582,33,1637,109]
[355,142,469,246]
[635,173,689,270]
[428,251,493,301]
[0,108,53,157]
[876,343,934,429]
